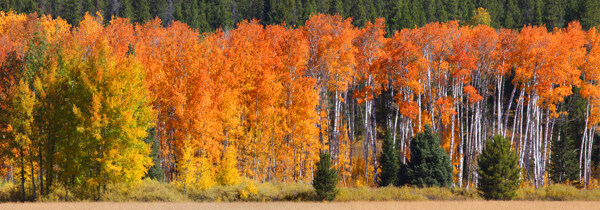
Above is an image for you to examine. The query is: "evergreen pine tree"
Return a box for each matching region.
[435,0,447,22]
[503,0,522,28]
[172,0,184,22]
[197,0,211,32]
[328,0,343,16]
[445,0,460,21]
[62,0,82,26]
[134,0,152,23]
[348,0,367,27]
[119,0,135,20]
[209,0,234,30]
[81,0,98,15]
[238,0,265,23]
[424,0,437,22]
[405,125,452,187]
[477,135,521,200]
[533,0,545,25]
[377,132,399,187]
[550,88,586,184]
[150,0,168,21]
[385,0,404,33]
[313,152,338,201]
[409,0,426,27]
[545,0,565,29]
[582,0,600,29]
[550,129,579,184]
[184,0,200,28]
[564,0,582,24]
[458,0,474,22]
[144,127,164,181]
[301,0,317,24]
[396,161,409,186]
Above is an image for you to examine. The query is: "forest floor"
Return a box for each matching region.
[0,201,598,210]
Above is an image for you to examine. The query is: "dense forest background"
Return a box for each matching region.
[2,0,600,32]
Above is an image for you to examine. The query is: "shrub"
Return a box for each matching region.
[0,182,19,202]
[42,182,79,202]
[545,184,578,201]
[334,186,480,201]
[100,178,187,202]
[477,135,520,200]
[186,179,315,202]
[313,152,339,201]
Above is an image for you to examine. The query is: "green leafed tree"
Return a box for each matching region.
[313,152,338,201]
[477,135,520,200]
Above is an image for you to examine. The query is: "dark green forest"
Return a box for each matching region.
[1,0,600,33]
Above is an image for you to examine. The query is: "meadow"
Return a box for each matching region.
[2,179,600,202]
[0,201,599,210]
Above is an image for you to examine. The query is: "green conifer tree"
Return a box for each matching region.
[582,0,600,29]
[503,0,522,28]
[313,152,338,201]
[477,135,520,200]
[61,0,82,25]
[134,0,152,23]
[144,127,164,181]
[405,125,452,187]
[378,132,399,187]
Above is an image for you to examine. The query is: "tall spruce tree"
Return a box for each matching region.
[313,152,338,201]
[550,130,579,184]
[134,0,152,23]
[377,132,398,187]
[550,88,586,184]
[144,127,164,181]
[503,0,522,28]
[404,125,452,187]
[62,0,82,25]
[119,0,135,20]
[477,135,520,200]
[582,0,600,29]
[545,0,565,29]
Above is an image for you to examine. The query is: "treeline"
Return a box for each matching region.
[1,0,600,33]
[1,11,600,201]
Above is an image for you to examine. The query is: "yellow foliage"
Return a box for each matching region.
[177,137,216,191]
[469,8,492,26]
[217,145,241,186]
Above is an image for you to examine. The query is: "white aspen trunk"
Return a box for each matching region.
[580,102,590,185]
[457,84,464,188]
[497,76,503,135]
[586,126,595,187]
[418,95,422,130]
[394,106,399,145]
[504,85,518,137]
[371,95,378,186]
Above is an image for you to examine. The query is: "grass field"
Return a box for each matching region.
[0,201,598,210]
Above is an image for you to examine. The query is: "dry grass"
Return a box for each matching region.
[0,201,599,210]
